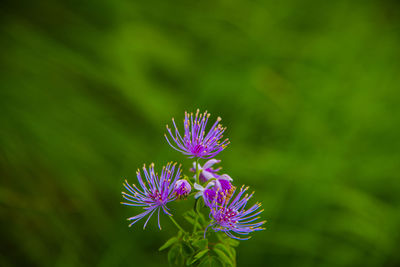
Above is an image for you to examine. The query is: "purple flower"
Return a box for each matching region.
[165,110,230,159]
[206,186,266,240]
[215,174,235,198]
[121,162,181,230]
[194,181,220,206]
[194,180,230,207]
[174,179,191,198]
[190,159,221,183]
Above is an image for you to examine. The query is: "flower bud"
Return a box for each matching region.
[174,179,191,198]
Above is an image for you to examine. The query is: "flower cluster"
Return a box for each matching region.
[122,109,265,241]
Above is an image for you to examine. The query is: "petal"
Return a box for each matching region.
[218,174,233,181]
[192,161,203,170]
[203,159,220,169]
[202,170,216,181]
[205,180,216,189]
[218,179,232,191]
[194,183,204,191]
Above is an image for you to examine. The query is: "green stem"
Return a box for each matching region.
[192,157,203,233]
[195,158,201,184]
[168,215,186,233]
[193,198,199,233]
[184,175,194,188]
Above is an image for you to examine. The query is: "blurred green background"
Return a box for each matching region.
[1,0,400,266]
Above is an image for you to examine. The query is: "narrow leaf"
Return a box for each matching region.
[168,244,181,264]
[159,237,179,251]
[182,243,194,256]
[214,243,234,260]
[192,239,208,250]
[190,248,209,264]
[213,248,233,266]
[227,238,240,247]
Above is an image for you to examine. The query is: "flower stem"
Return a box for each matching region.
[193,198,199,233]
[195,158,201,184]
[168,215,186,233]
[184,175,194,187]
[193,157,203,233]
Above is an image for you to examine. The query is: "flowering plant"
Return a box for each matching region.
[122,110,266,266]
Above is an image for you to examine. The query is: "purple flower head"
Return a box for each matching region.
[174,179,191,198]
[206,186,266,240]
[218,179,233,191]
[165,109,230,159]
[215,174,235,198]
[121,162,181,230]
[194,181,229,207]
[190,159,221,183]
[194,181,219,206]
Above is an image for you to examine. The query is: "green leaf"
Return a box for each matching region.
[168,244,180,265]
[159,237,179,251]
[226,238,240,247]
[184,210,196,217]
[186,257,193,266]
[168,244,185,266]
[192,239,208,250]
[178,231,183,239]
[190,249,209,264]
[182,242,194,256]
[184,216,195,225]
[229,246,236,261]
[215,232,226,242]
[197,212,207,226]
[214,243,234,260]
[183,210,202,228]
[195,231,206,236]
[219,244,236,266]
[213,248,234,266]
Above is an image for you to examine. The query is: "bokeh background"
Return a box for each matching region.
[1,0,400,266]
